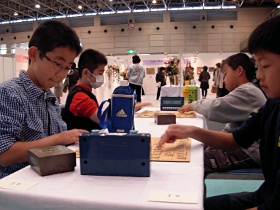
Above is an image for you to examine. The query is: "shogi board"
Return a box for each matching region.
[136,110,196,118]
[151,137,191,162]
[75,149,80,158]
[75,137,191,162]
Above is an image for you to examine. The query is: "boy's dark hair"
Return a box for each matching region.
[216,63,221,68]
[71,63,77,70]
[159,66,165,71]
[77,49,108,78]
[248,15,280,55]
[203,66,208,71]
[132,55,141,64]
[222,53,255,81]
[29,20,82,57]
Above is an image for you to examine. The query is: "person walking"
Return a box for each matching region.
[199,66,210,99]
[215,62,229,97]
[126,55,146,102]
[155,66,166,100]
[54,81,64,104]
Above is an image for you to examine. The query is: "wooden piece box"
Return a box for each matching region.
[28,145,76,176]
[154,113,176,125]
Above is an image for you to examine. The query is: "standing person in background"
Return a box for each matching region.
[0,20,86,179]
[199,66,211,99]
[215,62,229,97]
[126,55,146,102]
[68,63,79,92]
[212,63,219,96]
[54,81,64,104]
[63,63,79,94]
[155,66,166,100]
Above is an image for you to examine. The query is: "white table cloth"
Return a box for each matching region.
[0,111,206,210]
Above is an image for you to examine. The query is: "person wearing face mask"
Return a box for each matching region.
[63,49,107,132]
[63,49,152,132]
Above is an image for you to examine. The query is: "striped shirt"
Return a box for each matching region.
[0,71,67,178]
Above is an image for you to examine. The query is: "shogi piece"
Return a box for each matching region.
[28,145,76,176]
[154,113,176,125]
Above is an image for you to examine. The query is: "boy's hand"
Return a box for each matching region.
[58,129,88,145]
[178,104,193,113]
[135,102,152,112]
[157,124,188,147]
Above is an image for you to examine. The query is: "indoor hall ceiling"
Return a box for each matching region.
[0,0,278,23]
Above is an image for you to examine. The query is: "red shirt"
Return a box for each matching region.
[69,84,98,118]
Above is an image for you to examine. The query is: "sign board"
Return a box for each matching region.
[127,49,135,54]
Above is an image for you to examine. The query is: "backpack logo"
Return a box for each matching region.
[116,109,127,117]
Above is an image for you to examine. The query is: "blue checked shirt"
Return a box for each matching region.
[0,71,67,178]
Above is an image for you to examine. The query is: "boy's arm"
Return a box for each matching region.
[0,129,87,167]
[191,86,265,123]
[69,92,99,124]
[89,110,100,124]
[135,102,152,112]
[158,125,239,150]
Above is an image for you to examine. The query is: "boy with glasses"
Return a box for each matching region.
[0,20,87,178]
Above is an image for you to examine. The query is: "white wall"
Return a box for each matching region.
[0,56,15,83]
[0,8,273,55]
[15,47,28,77]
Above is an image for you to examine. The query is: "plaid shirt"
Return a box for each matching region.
[0,71,67,178]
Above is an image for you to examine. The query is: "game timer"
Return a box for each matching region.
[160,97,184,111]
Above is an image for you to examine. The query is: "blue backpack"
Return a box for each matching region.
[98,85,137,133]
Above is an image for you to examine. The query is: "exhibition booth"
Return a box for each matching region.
[0,48,235,104]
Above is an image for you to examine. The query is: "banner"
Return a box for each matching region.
[143,60,167,65]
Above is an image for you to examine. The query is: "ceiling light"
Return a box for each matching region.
[35,4,40,9]
[152,0,157,3]
[14,12,18,16]
[78,5,83,10]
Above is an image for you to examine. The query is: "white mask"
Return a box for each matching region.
[88,71,104,89]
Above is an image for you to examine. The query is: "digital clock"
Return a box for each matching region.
[160,97,184,111]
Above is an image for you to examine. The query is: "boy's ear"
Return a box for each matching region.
[28,46,38,62]
[237,66,245,76]
[82,68,89,76]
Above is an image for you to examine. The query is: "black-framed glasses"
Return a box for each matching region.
[38,50,73,73]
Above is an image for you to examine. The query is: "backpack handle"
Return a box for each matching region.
[97,99,112,130]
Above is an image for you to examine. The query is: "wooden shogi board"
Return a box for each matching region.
[151,137,191,162]
[136,110,196,118]
[75,137,191,162]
